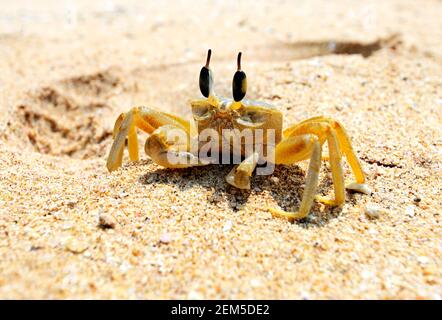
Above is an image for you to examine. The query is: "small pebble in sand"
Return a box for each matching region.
[417,256,430,265]
[159,233,171,244]
[209,192,222,203]
[66,200,78,208]
[187,290,203,300]
[61,222,74,230]
[413,195,422,204]
[363,204,386,219]
[65,237,89,254]
[98,212,117,229]
[223,220,233,232]
[406,205,415,217]
[270,176,280,184]
[250,278,262,288]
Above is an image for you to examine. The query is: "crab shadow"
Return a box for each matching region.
[137,160,353,227]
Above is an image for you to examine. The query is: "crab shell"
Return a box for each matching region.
[190,96,283,157]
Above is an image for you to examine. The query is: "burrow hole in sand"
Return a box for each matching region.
[15,68,124,159]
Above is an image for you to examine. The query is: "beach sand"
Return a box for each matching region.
[0,0,441,299]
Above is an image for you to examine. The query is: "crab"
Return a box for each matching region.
[106,50,370,220]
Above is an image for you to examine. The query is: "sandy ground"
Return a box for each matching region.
[0,0,441,299]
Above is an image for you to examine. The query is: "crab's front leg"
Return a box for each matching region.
[144,124,210,168]
[225,152,260,189]
[107,106,199,172]
[269,134,323,220]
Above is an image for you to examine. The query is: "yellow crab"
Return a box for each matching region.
[107,50,370,220]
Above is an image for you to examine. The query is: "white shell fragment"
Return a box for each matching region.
[159,233,172,244]
[347,183,372,195]
[363,204,387,219]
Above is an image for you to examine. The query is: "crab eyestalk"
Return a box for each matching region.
[199,49,214,98]
[232,52,247,102]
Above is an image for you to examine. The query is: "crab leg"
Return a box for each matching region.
[107,106,191,172]
[107,111,134,171]
[322,118,370,194]
[144,124,210,169]
[225,152,260,189]
[270,117,370,220]
[314,127,345,206]
[270,134,322,220]
[128,125,139,161]
[283,117,370,194]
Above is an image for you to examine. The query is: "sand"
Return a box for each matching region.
[0,0,441,299]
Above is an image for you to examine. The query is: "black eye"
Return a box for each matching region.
[199,49,213,98]
[232,52,247,102]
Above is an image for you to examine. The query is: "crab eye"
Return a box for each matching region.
[232,52,247,102]
[236,109,270,128]
[199,49,214,98]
